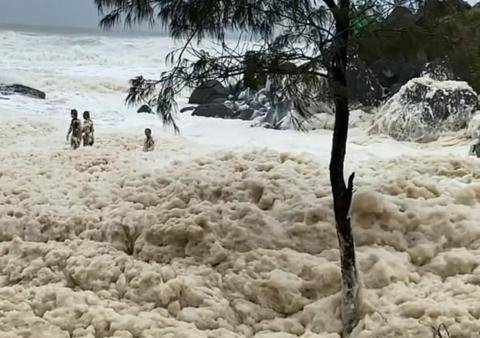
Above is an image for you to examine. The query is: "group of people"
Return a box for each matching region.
[66,109,94,149]
[66,109,155,152]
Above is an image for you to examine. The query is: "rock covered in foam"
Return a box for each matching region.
[420,60,458,82]
[369,77,480,142]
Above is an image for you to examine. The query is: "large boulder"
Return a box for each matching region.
[0,84,46,99]
[192,103,234,119]
[189,80,229,104]
[369,77,480,142]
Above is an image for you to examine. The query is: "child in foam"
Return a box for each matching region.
[143,128,155,152]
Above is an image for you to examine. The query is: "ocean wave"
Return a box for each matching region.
[0,30,173,66]
[0,72,131,94]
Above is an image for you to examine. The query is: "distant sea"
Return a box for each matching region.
[0,22,168,37]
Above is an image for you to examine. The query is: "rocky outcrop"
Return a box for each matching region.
[189,80,229,104]
[187,77,335,130]
[370,77,480,142]
[0,84,46,99]
[227,86,291,129]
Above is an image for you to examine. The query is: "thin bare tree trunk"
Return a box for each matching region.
[328,0,360,335]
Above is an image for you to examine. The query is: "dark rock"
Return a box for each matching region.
[180,106,196,113]
[192,103,234,119]
[211,98,228,104]
[385,6,417,28]
[370,78,480,141]
[189,80,229,104]
[137,104,154,114]
[0,84,46,99]
[234,108,255,121]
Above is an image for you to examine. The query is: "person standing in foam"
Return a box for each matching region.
[82,111,95,147]
[143,128,155,152]
[66,109,82,150]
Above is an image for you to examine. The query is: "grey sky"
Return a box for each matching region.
[0,0,100,28]
[0,0,478,29]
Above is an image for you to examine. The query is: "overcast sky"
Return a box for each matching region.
[0,0,100,28]
[0,0,478,29]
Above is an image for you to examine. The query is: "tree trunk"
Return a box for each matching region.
[328,0,360,336]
